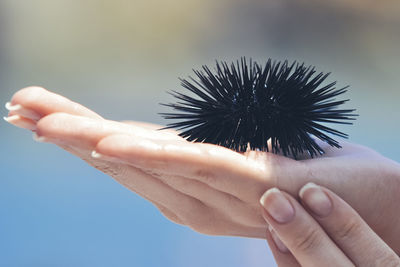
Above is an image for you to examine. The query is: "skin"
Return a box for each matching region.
[4,86,400,254]
[262,183,400,266]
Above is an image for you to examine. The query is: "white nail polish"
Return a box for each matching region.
[91,150,102,159]
[32,132,47,142]
[5,102,22,111]
[299,182,319,199]
[5,102,41,121]
[3,115,21,122]
[3,115,37,131]
[259,187,280,206]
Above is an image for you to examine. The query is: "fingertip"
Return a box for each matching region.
[5,102,22,111]
[32,132,48,142]
[11,86,102,120]
[35,112,85,139]
[265,226,300,266]
[3,114,37,131]
[298,182,319,199]
[260,187,280,207]
[91,150,102,159]
[299,182,333,218]
[11,86,47,106]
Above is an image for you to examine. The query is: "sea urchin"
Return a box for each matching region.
[161,58,357,158]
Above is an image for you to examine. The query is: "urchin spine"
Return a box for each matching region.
[161,58,357,158]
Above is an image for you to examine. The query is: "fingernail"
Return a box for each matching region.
[91,150,102,159]
[5,102,22,111]
[5,102,41,121]
[32,132,47,142]
[4,115,20,122]
[268,225,289,253]
[4,115,37,131]
[299,183,333,217]
[260,188,295,224]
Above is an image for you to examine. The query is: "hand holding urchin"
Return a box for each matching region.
[161,58,357,158]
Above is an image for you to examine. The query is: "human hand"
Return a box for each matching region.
[261,183,400,266]
[4,86,271,237]
[4,87,400,252]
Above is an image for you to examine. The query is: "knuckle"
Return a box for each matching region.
[157,206,184,225]
[181,205,234,236]
[333,217,362,241]
[182,205,218,235]
[292,227,323,252]
[188,219,219,236]
[184,212,206,232]
[187,220,209,234]
[187,213,232,236]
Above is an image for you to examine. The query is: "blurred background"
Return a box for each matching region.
[0,0,399,266]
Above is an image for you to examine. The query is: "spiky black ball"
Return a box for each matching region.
[161,58,356,158]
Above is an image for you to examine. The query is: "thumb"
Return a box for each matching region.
[265,224,300,267]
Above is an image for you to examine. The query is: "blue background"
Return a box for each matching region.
[1,1,399,266]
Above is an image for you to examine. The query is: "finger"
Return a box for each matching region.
[34,113,248,232]
[93,134,266,228]
[34,126,188,227]
[3,115,37,131]
[154,174,267,227]
[99,157,266,228]
[260,188,354,266]
[35,117,266,229]
[93,133,275,203]
[6,87,175,134]
[299,182,400,266]
[71,143,262,237]
[34,115,262,235]
[33,113,189,221]
[265,226,301,267]
[5,102,41,121]
[154,202,184,225]
[35,112,182,148]
[40,135,203,228]
[7,86,103,121]
[90,158,210,227]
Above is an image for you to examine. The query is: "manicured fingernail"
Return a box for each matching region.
[32,132,47,142]
[4,115,20,122]
[91,150,102,159]
[299,183,332,217]
[4,115,37,131]
[5,102,22,111]
[5,102,41,121]
[268,225,289,253]
[260,188,295,224]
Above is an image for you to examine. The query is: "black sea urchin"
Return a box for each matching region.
[161,58,357,158]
